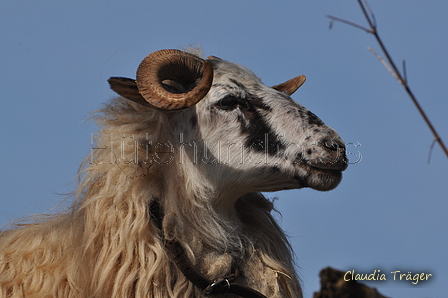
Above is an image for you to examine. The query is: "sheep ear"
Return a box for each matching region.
[272,75,306,96]
[108,77,151,106]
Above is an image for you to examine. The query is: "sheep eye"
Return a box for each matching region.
[215,96,239,110]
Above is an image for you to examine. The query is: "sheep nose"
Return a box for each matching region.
[319,139,348,171]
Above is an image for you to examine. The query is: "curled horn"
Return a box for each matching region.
[136,49,214,110]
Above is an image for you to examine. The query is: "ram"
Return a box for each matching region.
[0,49,347,298]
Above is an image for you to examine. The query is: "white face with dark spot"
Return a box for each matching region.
[170,58,347,195]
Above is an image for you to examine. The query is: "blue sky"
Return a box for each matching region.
[1,1,447,297]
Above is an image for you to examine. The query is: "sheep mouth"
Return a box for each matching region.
[292,160,346,191]
[308,165,344,177]
[307,159,348,172]
[307,165,344,191]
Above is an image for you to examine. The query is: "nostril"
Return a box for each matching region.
[320,141,337,151]
[303,139,348,171]
[321,141,347,167]
[322,143,337,151]
[320,140,346,152]
[300,140,348,171]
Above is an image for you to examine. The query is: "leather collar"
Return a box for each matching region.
[149,199,267,298]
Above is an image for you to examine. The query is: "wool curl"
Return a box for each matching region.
[0,97,302,298]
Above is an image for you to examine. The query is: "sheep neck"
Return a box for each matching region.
[149,199,268,298]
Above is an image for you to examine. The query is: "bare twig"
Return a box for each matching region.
[428,140,437,164]
[367,47,400,82]
[362,0,376,27]
[326,15,372,33]
[327,0,448,158]
[402,59,407,84]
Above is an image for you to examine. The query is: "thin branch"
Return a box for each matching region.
[362,0,377,28]
[358,0,376,31]
[402,59,407,84]
[326,15,372,33]
[428,139,437,164]
[367,47,400,82]
[327,0,448,158]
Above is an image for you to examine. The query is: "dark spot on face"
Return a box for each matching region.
[250,95,271,111]
[307,149,312,155]
[190,115,198,127]
[307,110,324,126]
[215,80,286,156]
[237,97,286,156]
[293,152,305,164]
